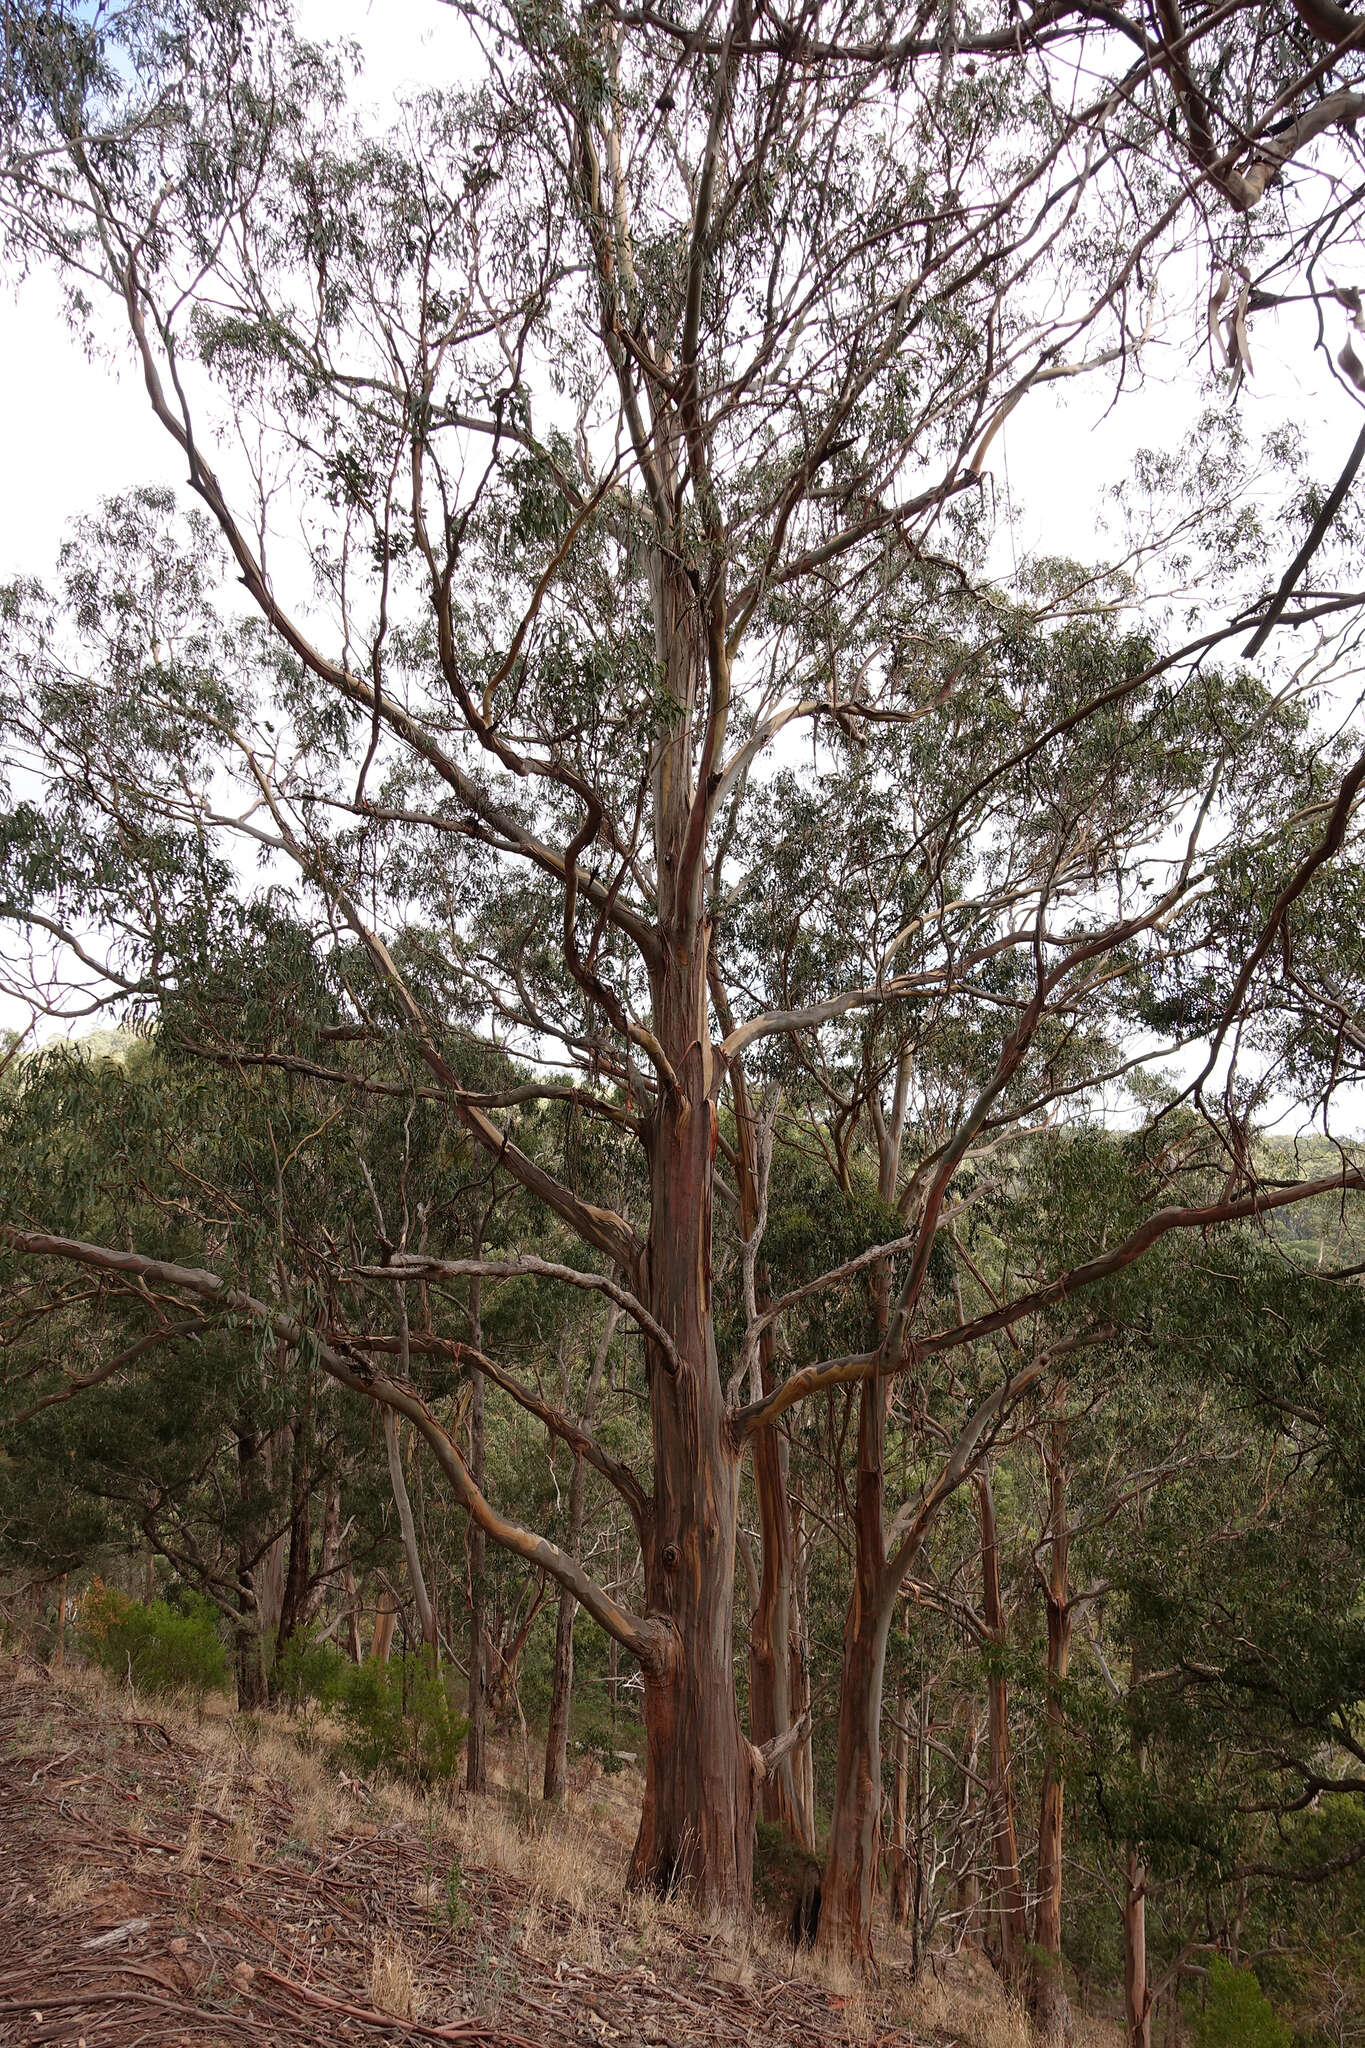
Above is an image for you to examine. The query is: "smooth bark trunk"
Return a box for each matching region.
[627,906,757,1913]
[1124,1846,1151,2048]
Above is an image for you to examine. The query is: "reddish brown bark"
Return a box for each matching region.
[1031,1411,1073,2045]
[1124,1846,1151,2048]
[628,926,758,1912]
[977,1470,1027,1985]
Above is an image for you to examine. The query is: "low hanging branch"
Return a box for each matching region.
[0,1225,671,1673]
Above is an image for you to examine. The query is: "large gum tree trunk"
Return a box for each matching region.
[977,1471,1028,1985]
[1123,1845,1151,2048]
[627,923,757,1912]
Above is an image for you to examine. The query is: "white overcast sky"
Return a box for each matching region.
[1,0,1362,1130]
[0,0,1357,584]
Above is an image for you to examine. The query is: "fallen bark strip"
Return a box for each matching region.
[0,1988,254,2025]
[257,1966,548,2046]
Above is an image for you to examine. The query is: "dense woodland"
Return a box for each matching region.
[3,0,1365,2039]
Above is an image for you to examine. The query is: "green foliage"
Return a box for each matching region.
[78,1582,228,1698]
[272,1631,351,1713]
[440,1856,470,1933]
[337,1655,469,1786]
[1192,1958,1290,2048]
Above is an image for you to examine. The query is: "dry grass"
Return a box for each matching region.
[45,1861,95,1914]
[4,1653,1137,2048]
[907,1966,1127,2048]
[452,1787,617,1918]
[178,1807,204,1873]
[369,1929,428,2021]
[908,1971,1033,2047]
[225,1808,257,1868]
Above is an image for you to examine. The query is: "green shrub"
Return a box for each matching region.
[337,1654,469,1785]
[1193,1957,1290,2048]
[78,1581,228,1698]
[273,1631,350,1713]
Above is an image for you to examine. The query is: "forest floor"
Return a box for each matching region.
[0,1652,1122,2048]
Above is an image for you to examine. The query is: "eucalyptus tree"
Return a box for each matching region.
[3,0,1365,1934]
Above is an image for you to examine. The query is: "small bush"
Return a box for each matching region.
[273,1631,350,1713]
[338,1654,469,1786]
[1192,1957,1290,2048]
[78,1581,228,1698]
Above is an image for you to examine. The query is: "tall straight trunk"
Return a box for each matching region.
[1124,1845,1150,2048]
[544,1305,619,1801]
[624,854,758,1912]
[466,1273,489,1793]
[817,1376,891,1969]
[1032,1408,1073,2045]
[977,1471,1027,1985]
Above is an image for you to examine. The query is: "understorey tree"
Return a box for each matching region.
[4,0,1365,1937]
